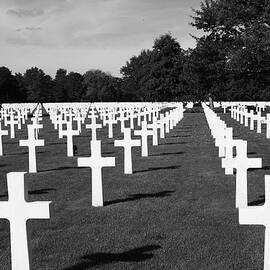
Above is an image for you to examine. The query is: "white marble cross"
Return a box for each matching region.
[114,128,141,174]
[249,110,255,130]
[148,117,159,146]
[0,172,51,270]
[118,111,128,132]
[158,115,165,139]
[6,113,18,139]
[215,127,233,158]
[57,116,65,139]
[105,114,117,139]
[222,140,262,208]
[221,138,244,174]
[30,117,43,139]
[239,175,270,270]
[86,115,102,141]
[77,140,115,207]
[62,120,79,157]
[0,122,8,156]
[19,125,44,173]
[74,113,84,133]
[134,120,154,157]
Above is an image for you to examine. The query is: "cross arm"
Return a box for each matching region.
[27,201,52,219]
[239,206,269,226]
[78,157,93,168]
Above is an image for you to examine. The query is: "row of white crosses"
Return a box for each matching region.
[203,102,270,270]
[42,102,185,207]
[0,104,51,270]
[203,103,262,208]
[0,102,183,269]
[221,102,270,139]
[0,103,39,157]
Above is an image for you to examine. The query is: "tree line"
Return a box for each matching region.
[1,0,269,103]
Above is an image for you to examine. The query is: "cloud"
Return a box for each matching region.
[25,26,42,31]
[0,0,203,76]
[15,27,42,32]
[1,0,67,9]
[7,8,44,17]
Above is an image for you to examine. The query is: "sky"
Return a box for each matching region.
[0,0,203,78]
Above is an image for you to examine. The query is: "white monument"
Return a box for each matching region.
[114,128,141,174]
[19,125,44,173]
[0,172,51,270]
[77,140,115,207]
[239,175,270,270]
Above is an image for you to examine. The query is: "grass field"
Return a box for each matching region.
[0,111,268,269]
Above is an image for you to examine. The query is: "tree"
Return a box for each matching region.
[0,67,23,103]
[23,67,54,102]
[53,69,68,102]
[66,72,86,101]
[14,73,27,102]
[83,70,121,102]
[121,49,152,101]
[191,0,270,100]
[145,33,185,101]
[121,33,185,101]
[182,36,228,101]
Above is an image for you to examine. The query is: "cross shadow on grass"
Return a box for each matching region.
[62,245,161,270]
[29,188,56,195]
[248,195,265,206]
[150,151,184,157]
[169,135,190,138]
[169,135,191,138]
[0,188,56,198]
[38,166,84,173]
[160,142,188,146]
[134,165,181,174]
[6,151,46,156]
[105,190,174,206]
[48,142,65,145]
[103,151,115,155]
[6,151,28,156]
[248,166,270,172]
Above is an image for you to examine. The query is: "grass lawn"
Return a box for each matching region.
[0,111,267,269]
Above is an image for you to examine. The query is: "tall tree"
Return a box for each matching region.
[23,67,53,102]
[121,49,152,101]
[0,67,22,103]
[191,0,270,100]
[145,33,185,101]
[66,72,86,101]
[121,33,185,101]
[53,68,68,102]
[83,70,121,102]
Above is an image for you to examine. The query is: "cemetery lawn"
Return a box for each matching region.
[0,112,267,269]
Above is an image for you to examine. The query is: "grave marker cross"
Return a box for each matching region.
[239,175,270,270]
[114,128,141,174]
[134,120,154,157]
[86,115,102,141]
[19,125,44,173]
[62,120,79,157]
[77,140,115,207]
[6,113,18,139]
[222,140,262,208]
[0,172,51,270]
